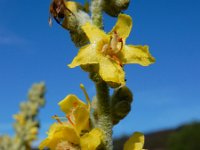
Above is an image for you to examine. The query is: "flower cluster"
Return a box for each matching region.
[39,85,144,150]
[0,82,46,150]
[40,84,104,150]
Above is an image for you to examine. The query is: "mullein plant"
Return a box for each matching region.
[41,0,155,149]
[0,82,46,150]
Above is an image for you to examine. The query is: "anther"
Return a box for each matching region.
[80,84,91,107]
[118,38,123,51]
[52,115,63,124]
[66,115,75,126]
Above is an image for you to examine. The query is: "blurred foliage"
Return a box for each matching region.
[113,122,200,150]
[0,82,46,150]
[167,122,200,150]
[144,129,175,150]
[113,135,128,150]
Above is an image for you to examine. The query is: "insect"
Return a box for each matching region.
[48,0,73,26]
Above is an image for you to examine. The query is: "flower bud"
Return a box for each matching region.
[112,101,131,124]
[112,86,133,104]
[103,0,130,17]
[50,1,91,47]
[111,86,133,125]
[107,81,123,88]
[81,64,99,73]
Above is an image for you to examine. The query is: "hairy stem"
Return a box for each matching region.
[91,0,103,28]
[91,1,113,149]
[95,80,113,150]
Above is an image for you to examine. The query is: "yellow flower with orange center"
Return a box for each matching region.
[39,84,104,150]
[69,14,155,86]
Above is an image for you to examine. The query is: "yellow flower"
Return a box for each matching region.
[58,84,91,134]
[65,1,89,13]
[39,122,103,150]
[69,14,155,86]
[39,84,104,150]
[124,132,145,150]
[58,94,90,135]
[80,128,104,150]
[39,123,80,150]
[13,113,26,126]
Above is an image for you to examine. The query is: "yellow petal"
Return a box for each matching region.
[99,56,125,85]
[59,95,87,115]
[80,128,104,150]
[124,132,144,150]
[39,138,55,150]
[122,45,155,66]
[68,44,99,68]
[109,14,132,41]
[39,123,79,150]
[52,124,79,144]
[82,22,108,43]
[65,1,88,13]
[65,1,78,13]
[73,106,90,134]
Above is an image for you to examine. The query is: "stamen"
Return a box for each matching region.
[101,30,124,66]
[109,36,113,44]
[118,38,123,51]
[110,32,118,52]
[80,84,91,108]
[101,44,109,54]
[111,54,122,67]
[66,115,75,126]
[52,115,63,124]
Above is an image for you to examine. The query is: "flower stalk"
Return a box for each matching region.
[95,79,113,150]
[91,0,103,28]
[91,0,113,149]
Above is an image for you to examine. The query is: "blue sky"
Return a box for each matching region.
[0,0,200,145]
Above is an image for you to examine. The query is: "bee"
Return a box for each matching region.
[48,0,73,27]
